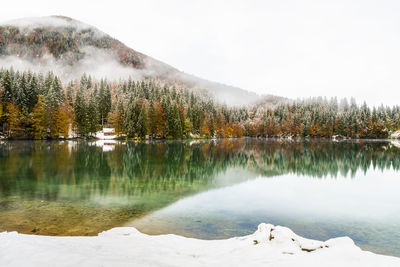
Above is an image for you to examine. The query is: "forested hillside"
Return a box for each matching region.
[0,67,399,140]
[0,16,264,105]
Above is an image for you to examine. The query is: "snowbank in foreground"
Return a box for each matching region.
[1,223,399,267]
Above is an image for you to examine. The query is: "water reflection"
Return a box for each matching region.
[0,139,399,254]
[1,139,399,201]
[129,169,400,255]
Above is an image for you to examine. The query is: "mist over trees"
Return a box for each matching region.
[0,17,262,106]
[251,97,400,139]
[0,67,399,140]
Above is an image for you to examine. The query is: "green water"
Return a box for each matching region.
[0,139,399,256]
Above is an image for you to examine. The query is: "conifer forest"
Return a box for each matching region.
[0,67,399,140]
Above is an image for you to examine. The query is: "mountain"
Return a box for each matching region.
[0,16,279,106]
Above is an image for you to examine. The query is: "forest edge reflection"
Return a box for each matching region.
[0,138,399,236]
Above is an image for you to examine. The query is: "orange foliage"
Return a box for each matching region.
[231,123,245,137]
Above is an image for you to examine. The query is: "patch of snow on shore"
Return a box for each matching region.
[95,128,117,140]
[390,130,400,139]
[0,223,399,267]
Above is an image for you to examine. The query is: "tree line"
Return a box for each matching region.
[0,67,399,139]
[249,97,400,138]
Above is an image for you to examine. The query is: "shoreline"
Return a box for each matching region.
[1,135,399,142]
[1,128,399,142]
[1,223,399,266]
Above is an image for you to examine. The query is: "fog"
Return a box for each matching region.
[0,16,138,81]
[2,2,399,106]
[4,16,106,38]
[0,15,264,105]
[0,47,263,105]
[0,47,142,81]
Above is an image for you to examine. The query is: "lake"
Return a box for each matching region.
[0,139,399,256]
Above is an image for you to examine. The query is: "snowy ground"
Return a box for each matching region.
[1,224,399,267]
[95,128,117,140]
[391,130,400,139]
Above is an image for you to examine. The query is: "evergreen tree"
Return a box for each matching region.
[137,104,148,138]
[66,81,74,106]
[26,75,39,112]
[16,74,28,111]
[167,104,183,139]
[97,80,112,126]
[149,100,156,137]
[73,85,88,137]
[1,70,13,104]
[87,93,100,136]
[124,98,139,137]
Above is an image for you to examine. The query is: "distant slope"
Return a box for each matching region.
[0,16,281,106]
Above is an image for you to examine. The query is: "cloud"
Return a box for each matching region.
[0,14,268,106]
[0,46,143,81]
[1,16,105,37]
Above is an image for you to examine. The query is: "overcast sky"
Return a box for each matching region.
[1,0,400,106]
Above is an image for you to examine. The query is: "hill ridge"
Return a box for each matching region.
[0,16,277,106]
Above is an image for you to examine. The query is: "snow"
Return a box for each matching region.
[390,130,400,139]
[92,139,117,152]
[0,223,399,267]
[95,128,117,140]
[0,16,103,37]
[102,128,115,134]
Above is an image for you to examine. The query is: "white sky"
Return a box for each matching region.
[1,0,400,106]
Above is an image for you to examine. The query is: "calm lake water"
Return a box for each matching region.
[0,139,399,256]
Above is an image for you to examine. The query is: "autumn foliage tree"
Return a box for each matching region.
[31,95,48,139]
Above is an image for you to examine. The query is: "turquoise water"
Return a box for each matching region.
[0,139,399,256]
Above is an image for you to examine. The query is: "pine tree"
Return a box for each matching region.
[97,80,112,126]
[149,100,156,137]
[66,81,74,106]
[1,70,13,103]
[167,104,183,139]
[16,74,28,111]
[73,85,88,137]
[137,104,148,138]
[87,93,100,136]
[26,75,39,112]
[43,72,54,96]
[124,98,139,137]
